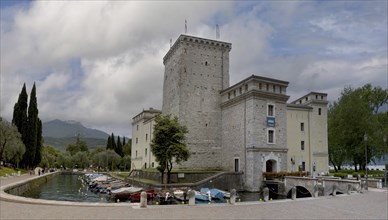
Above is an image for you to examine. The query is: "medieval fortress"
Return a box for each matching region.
[132,34,328,191]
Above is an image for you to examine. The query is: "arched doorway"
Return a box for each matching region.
[266,159,277,172]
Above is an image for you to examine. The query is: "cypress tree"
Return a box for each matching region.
[24,83,38,168]
[122,137,126,146]
[12,83,28,146]
[111,133,116,152]
[106,136,112,150]
[116,136,123,157]
[33,118,42,166]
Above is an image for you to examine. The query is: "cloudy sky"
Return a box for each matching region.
[1,1,387,137]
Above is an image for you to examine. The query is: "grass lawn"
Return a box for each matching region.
[0,167,27,177]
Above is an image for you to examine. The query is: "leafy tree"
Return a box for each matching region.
[150,115,191,184]
[91,149,121,171]
[72,151,90,169]
[328,85,388,171]
[92,151,109,171]
[0,118,26,167]
[40,146,61,168]
[106,149,121,171]
[120,155,131,171]
[90,146,105,158]
[66,135,88,156]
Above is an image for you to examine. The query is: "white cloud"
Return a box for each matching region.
[1,1,386,137]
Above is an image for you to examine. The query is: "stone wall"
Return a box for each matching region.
[5,172,58,196]
[126,171,243,191]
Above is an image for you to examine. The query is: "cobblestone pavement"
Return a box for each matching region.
[1,174,387,220]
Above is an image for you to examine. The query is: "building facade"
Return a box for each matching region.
[287,92,329,175]
[131,108,161,170]
[131,34,329,190]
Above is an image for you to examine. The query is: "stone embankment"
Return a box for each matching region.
[1,173,387,219]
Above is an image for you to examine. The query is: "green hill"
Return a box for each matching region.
[42,119,110,151]
[43,136,106,151]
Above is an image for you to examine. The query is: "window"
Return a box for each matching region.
[266,84,269,91]
[316,95,318,99]
[273,85,276,92]
[205,61,208,66]
[137,125,139,131]
[233,90,236,97]
[302,162,305,171]
[279,87,282,94]
[145,148,147,156]
[228,92,231,99]
[259,83,262,90]
[245,84,248,91]
[321,95,324,100]
[136,150,138,157]
[301,141,305,150]
[318,108,322,115]
[234,158,239,172]
[300,123,304,132]
[144,163,147,169]
[268,104,274,117]
[305,97,308,101]
[239,87,242,94]
[152,162,154,168]
[268,129,275,144]
[146,134,148,141]
[136,137,138,144]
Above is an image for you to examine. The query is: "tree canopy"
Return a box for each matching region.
[150,114,190,184]
[328,84,388,171]
[0,118,26,167]
[66,135,89,156]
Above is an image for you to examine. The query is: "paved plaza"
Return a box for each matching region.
[1,174,387,220]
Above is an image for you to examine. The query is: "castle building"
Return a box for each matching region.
[131,34,328,190]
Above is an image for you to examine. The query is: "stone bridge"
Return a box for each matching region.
[284,176,362,197]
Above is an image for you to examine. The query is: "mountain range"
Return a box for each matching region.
[42,119,110,151]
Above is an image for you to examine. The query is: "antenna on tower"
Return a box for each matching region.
[216,24,220,39]
[170,38,172,48]
[185,19,187,34]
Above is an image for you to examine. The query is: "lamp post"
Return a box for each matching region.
[364,133,368,190]
[384,135,387,188]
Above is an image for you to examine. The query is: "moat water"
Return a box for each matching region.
[20,174,266,204]
[22,174,110,203]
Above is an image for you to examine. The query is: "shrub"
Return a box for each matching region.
[332,173,347,178]
[263,171,310,179]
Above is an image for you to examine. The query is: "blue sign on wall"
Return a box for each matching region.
[267,117,275,127]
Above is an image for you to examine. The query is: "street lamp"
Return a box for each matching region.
[364,133,368,190]
[384,135,387,188]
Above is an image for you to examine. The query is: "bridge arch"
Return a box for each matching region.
[286,186,312,198]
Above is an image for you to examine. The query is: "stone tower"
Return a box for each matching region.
[162,34,232,169]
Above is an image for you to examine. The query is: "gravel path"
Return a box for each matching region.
[1,174,387,220]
